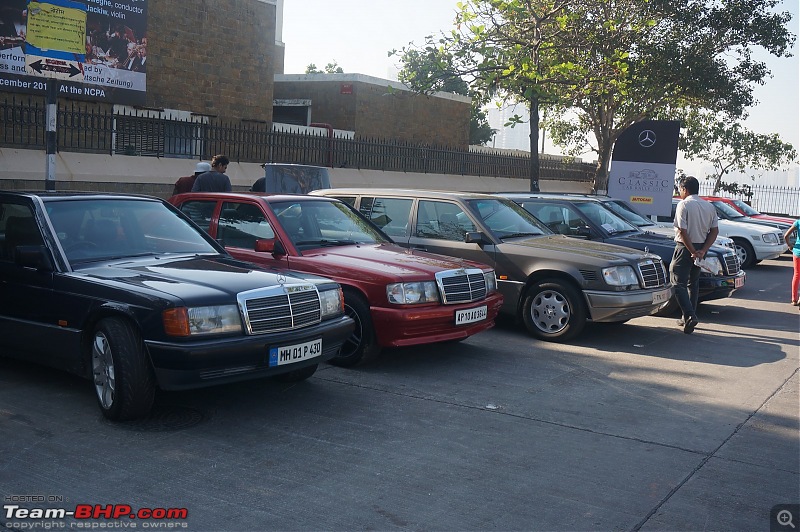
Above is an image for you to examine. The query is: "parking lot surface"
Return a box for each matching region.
[1,257,798,531]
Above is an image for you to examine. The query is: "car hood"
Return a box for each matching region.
[501,234,660,265]
[297,243,488,280]
[717,218,783,236]
[73,255,333,304]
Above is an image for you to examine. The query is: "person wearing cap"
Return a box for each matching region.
[172,161,211,196]
[191,154,232,192]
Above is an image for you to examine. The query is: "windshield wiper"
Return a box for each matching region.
[294,239,364,247]
[502,232,543,239]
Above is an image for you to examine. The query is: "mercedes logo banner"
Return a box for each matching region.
[607,120,681,217]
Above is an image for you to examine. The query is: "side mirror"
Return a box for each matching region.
[575,226,592,238]
[464,231,488,245]
[255,238,286,256]
[14,245,54,271]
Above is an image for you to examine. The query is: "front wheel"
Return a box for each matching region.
[522,280,586,341]
[328,291,380,367]
[91,317,156,421]
[732,238,756,269]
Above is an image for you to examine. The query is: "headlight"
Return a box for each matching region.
[387,281,440,304]
[762,233,779,244]
[319,287,345,318]
[163,305,242,337]
[484,271,498,293]
[602,265,639,287]
[698,256,723,276]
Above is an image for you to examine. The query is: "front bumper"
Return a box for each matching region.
[699,270,746,302]
[370,291,504,347]
[583,285,674,322]
[145,315,354,390]
[753,241,789,261]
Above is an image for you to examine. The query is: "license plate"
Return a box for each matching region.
[269,338,322,367]
[652,289,671,305]
[455,305,488,325]
[734,276,744,288]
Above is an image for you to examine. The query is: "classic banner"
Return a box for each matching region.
[607,120,681,217]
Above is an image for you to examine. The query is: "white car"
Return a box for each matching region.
[647,199,787,268]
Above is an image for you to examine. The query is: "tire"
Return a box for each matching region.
[274,363,318,382]
[732,238,756,269]
[328,291,380,367]
[91,317,156,421]
[522,280,586,341]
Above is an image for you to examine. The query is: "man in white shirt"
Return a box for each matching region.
[672,176,719,334]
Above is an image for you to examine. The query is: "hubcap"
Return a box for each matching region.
[735,245,748,265]
[531,290,570,334]
[92,332,116,409]
[340,304,363,357]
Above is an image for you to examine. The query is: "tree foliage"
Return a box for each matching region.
[395,0,796,192]
[672,109,797,193]
[305,61,344,74]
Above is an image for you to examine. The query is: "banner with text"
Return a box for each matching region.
[607,120,681,217]
[0,0,147,105]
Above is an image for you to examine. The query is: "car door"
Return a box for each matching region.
[404,199,499,269]
[0,200,61,360]
[216,200,288,269]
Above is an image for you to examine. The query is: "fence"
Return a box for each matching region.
[0,95,594,182]
[699,182,799,217]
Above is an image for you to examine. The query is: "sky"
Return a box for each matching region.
[281,0,800,185]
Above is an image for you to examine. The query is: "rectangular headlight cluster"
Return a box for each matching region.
[163,305,243,337]
[387,281,440,304]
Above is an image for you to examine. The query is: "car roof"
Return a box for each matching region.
[498,192,603,203]
[0,191,163,202]
[314,188,504,201]
[173,191,339,203]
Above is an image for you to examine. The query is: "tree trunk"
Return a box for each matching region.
[594,149,611,193]
[528,95,540,192]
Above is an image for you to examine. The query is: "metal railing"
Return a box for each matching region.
[699,182,799,217]
[0,95,594,182]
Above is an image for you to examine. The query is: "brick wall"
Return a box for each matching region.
[149,0,276,121]
[274,75,471,147]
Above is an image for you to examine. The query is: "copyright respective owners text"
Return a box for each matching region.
[772,504,800,532]
[2,495,189,529]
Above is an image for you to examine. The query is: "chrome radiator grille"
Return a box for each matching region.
[723,252,741,274]
[436,268,487,304]
[238,285,321,334]
[638,259,668,289]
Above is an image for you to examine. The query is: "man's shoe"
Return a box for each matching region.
[683,317,698,334]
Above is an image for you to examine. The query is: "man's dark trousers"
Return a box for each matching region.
[670,242,702,320]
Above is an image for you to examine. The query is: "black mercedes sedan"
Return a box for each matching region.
[0,192,353,420]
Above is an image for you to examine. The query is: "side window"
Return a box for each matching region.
[415,200,475,241]
[359,197,413,237]
[524,203,572,235]
[218,202,275,249]
[1,203,43,262]
[179,200,216,233]
[335,196,356,207]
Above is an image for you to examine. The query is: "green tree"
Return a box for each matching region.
[397,0,795,192]
[305,61,344,74]
[675,110,797,193]
[397,48,495,145]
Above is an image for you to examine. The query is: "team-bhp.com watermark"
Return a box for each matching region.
[3,496,188,529]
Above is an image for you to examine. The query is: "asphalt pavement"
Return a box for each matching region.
[1,256,798,531]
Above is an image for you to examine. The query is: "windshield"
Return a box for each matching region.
[602,200,654,228]
[730,199,760,216]
[466,198,550,239]
[711,200,747,219]
[46,198,218,264]
[269,199,389,250]
[575,202,639,234]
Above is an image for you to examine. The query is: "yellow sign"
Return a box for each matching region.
[26,2,86,54]
[630,196,654,205]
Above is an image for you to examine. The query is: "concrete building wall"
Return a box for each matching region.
[0,148,592,198]
[274,74,471,147]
